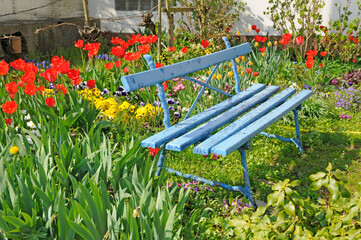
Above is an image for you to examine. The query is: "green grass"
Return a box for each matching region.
[163,95,361,203]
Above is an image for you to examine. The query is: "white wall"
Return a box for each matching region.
[0,0,84,23]
[87,0,360,35]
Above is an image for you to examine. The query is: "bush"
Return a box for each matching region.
[229,163,361,239]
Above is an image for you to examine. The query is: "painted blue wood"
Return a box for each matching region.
[223,37,242,93]
[144,55,171,129]
[121,43,252,92]
[211,90,313,156]
[141,83,266,148]
[182,76,233,97]
[184,63,221,120]
[193,88,297,155]
[165,86,281,152]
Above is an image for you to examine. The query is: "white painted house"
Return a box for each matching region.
[88,0,360,35]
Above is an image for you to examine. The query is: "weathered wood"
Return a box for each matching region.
[166,86,280,151]
[165,0,174,47]
[211,90,313,156]
[121,43,252,92]
[140,84,266,148]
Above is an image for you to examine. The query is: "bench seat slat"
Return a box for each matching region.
[211,90,313,156]
[165,86,281,152]
[141,84,266,148]
[121,43,251,92]
[193,88,297,155]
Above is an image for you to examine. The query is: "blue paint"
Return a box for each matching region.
[121,43,252,92]
[166,86,280,151]
[193,88,297,155]
[211,90,313,156]
[182,75,233,97]
[184,63,221,120]
[223,37,242,93]
[141,84,266,148]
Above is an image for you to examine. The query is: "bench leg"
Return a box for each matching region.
[238,148,256,207]
[292,108,303,154]
[155,147,165,176]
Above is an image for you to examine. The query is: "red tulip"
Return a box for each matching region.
[105,63,114,69]
[74,39,84,48]
[251,25,257,30]
[259,47,266,52]
[45,97,56,107]
[295,36,304,45]
[181,47,189,53]
[23,83,37,96]
[320,51,327,57]
[0,60,9,75]
[2,101,17,114]
[168,46,175,52]
[86,79,96,89]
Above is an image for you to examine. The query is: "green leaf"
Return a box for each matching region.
[2,216,26,228]
[310,179,324,191]
[284,201,295,216]
[309,172,326,181]
[326,162,332,172]
[68,219,96,240]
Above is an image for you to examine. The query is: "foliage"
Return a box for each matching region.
[321,0,361,62]
[229,163,361,239]
[175,0,246,39]
[265,0,325,59]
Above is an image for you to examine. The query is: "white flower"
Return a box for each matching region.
[27,121,36,129]
[133,206,141,218]
[182,107,189,112]
[24,114,31,120]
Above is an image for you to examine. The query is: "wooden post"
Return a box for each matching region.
[200,0,207,39]
[82,0,90,26]
[165,0,174,47]
[158,0,162,61]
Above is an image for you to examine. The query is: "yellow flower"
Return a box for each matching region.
[235,58,240,63]
[228,62,233,67]
[246,28,250,33]
[262,53,266,57]
[10,146,19,155]
[237,31,241,36]
[274,41,278,46]
[205,49,211,55]
[241,71,245,76]
[254,42,259,47]
[241,56,246,61]
[267,42,272,47]
[227,71,234,77]
[216,74,222,80]
[248,61,253,66]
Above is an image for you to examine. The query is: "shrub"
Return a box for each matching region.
[229,163,361,239]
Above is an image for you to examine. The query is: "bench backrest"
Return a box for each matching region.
[120,37,252,129]
[121,41,251,92]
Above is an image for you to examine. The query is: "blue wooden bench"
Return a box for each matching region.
[121,37,313,207]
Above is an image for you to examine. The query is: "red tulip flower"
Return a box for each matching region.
[148,147,160,157]
[201,40,210,48]
[156,63,163,68]
[45,97,56,107]
[254,35,261,42]
[23,83,37,96]
[181,47,189,53]
[320,51,327,57]
[86,79,96,89]
[115,61,122,68]
[259,47,266,52]
[74,39,84,48]
[105,63,114,69]
[251,25,257,30]
[295,36,304,45]
[0,60,9,75]
[5,118,12,125]
[168,46,175,52]
[2,101,18,114]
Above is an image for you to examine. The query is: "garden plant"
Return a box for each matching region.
[0,0,361,238]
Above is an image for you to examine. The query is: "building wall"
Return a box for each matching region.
[87,0,360,35]
[0,0,85,57]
